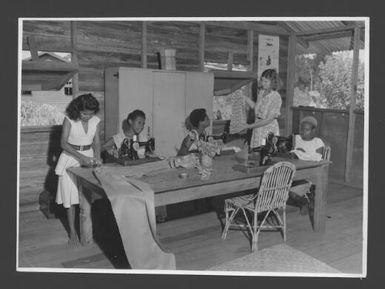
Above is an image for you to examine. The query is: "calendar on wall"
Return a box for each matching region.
[258,34,280,78]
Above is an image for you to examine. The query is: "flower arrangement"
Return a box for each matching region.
[196,136,221,158]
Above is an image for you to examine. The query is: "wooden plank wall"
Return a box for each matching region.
[21,20,289,212]
[19,126,62,212]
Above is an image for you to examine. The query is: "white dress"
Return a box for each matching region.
[250,90,282,148]
[55,115,100,208]
[291,135,324,161]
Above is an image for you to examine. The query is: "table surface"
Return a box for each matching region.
[69,154,331,245]
[68,155,330,194]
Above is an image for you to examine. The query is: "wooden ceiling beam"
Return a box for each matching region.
[295,23,364,36]
[204,21,289,36]
[303,30,353,41]
[277,22,310,49]
[342,21,365,43]
[212,70,259,79]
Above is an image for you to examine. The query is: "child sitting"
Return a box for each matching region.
[290,116,325,161]
[287,116,326,215]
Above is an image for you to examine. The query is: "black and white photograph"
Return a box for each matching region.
[16,17,368,278]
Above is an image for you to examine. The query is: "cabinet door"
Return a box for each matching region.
[118,68,153,140]
[185,72,214,133]
[153,71,186,157]
[104,67,120,140]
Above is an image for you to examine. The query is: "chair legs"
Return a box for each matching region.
[283,207,286,242]
[221,206,239,240]
[223,206,287,252]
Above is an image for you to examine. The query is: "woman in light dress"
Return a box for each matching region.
[55,93,101,245]
[241,69,282,149]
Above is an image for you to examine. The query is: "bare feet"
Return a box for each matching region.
[68,232,80,246]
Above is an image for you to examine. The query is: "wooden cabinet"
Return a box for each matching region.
[105,67,214,157]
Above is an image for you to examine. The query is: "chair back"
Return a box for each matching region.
[255,161,296,212]
[322,144,331,161]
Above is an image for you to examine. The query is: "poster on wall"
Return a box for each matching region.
[258,34,280,78]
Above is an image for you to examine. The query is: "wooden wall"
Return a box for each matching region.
[21,20,290,212]
[19,126,61,213]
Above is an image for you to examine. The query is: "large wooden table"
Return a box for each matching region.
[68,155,330,245]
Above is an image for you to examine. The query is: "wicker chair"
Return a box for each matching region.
[221,161,296,252]
[322,144,331,161]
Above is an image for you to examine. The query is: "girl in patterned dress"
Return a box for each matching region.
[241,69,282,149]
[55,93,102,245]
[177,108,210,156]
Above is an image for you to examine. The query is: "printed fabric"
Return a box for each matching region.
[229,89,247,134]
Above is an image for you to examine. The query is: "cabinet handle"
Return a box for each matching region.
[113,73,119,78]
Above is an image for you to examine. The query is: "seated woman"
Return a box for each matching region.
[177,108,210,156]
[290,116,325,161]
[102,109,146,158]
[175,108,213,215]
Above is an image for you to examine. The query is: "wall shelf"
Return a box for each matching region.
[212,70,258,96]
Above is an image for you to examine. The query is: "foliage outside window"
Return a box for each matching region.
[294,50,365,111]
[20,101,65,126]
[21,51,73,127]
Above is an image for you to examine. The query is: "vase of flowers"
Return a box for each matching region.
[197,137,221,168]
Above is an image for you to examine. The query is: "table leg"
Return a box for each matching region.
[312,164,329,232]
[79,186,94,245]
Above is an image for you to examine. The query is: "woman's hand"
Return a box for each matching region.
[80,156,96,167]
[94,158,103,167]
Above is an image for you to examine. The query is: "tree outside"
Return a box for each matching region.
[295,50,365,111]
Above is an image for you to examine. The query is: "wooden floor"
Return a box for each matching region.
[18,181,364,274]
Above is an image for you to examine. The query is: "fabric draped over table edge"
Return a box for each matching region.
[93,167,176,270]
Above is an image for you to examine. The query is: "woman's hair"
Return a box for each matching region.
[126,109,146,125]
[187,108,207,129]
[261,69,281,91]
[66,93,99,120]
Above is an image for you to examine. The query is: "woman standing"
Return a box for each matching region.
[55,93,101,245]
[241,69,282,149]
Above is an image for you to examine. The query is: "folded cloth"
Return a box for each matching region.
[93,167,176,270]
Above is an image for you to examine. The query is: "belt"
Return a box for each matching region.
[70,144,92,151]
